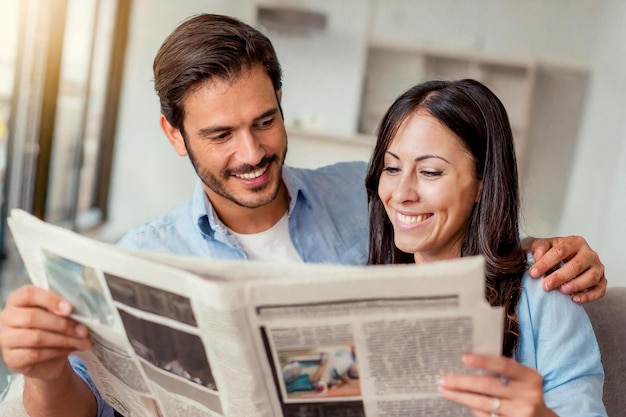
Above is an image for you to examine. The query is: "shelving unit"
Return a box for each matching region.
[359,39,539,178]
[358,39,589,235]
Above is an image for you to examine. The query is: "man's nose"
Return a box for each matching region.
[236,130,265,165]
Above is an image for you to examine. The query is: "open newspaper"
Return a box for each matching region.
[8,209,504,417]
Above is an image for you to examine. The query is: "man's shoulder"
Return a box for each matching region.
[289,161,367,177]
[285,161,367,194]
[116,202,199,253]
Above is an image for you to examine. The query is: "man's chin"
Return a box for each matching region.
[233,188,281,209]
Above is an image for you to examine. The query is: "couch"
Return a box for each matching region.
[584,286,626,417]
[1,287,624,416]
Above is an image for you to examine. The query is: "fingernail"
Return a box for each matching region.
[572,295,581,303]
[461,353,474,364]
[75,325,88,337]
[530,267,538,277]
[561,284,572,294]
[437,377,447,387]
[58,300,71,314]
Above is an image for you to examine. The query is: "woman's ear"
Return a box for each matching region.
[160,114,188,157]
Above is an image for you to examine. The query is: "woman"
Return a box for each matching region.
[365,79,606,416]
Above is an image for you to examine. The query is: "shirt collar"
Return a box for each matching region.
[192,165,310,237]
[282,165,312,214]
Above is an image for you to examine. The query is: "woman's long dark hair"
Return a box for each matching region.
[365,79,526,357]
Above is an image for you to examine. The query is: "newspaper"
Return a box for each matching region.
[7,209,504,417]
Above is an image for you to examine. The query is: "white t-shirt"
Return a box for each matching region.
[228,212,302,263]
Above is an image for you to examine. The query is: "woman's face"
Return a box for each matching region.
[378,109,482,263]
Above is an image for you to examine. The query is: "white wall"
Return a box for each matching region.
[103,0,254,240]
[558,0,626,286]
[261,0,370,136]
[370,0,600,67]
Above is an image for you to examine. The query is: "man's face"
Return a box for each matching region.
[166,65,288,215]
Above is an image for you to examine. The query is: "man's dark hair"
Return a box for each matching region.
[153,14,283,135]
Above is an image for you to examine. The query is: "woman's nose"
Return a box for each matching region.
[392,174,419,203]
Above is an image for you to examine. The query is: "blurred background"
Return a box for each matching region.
[1,0,625,389]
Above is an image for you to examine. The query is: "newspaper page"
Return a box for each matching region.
[7,209,503,417]
[7,209,273,417]
[249,260,502,417]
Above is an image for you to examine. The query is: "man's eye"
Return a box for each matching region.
[257,117,274,128]
[212,132,230,141]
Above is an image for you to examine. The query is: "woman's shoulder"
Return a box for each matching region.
[518,253,588,330]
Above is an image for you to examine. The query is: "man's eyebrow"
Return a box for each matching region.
[253,108,279,123]
[195,108,279,137]
[196,124,231,138]
[385,151,450,164]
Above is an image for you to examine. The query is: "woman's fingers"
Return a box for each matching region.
[438,386,507,416]
[439,354,550,416]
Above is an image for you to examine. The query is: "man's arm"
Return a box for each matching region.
[522,235,607,303]
[0,286,97,417]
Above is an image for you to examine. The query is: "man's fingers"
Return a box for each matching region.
[542,252,604,293]
[0,327,91,351]
[569,276,607,304]
[0,304,87,337]
[555,262,603,294]
[5,286,72,316]
[529,237,553,262]
[2,347,78,373]
[529,241,575,281]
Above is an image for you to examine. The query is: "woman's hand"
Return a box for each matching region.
[438,353,557,417]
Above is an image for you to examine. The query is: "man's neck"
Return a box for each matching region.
[209,183,290,234]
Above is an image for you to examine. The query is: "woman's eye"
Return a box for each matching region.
[382,166,400,174]
[421,170,442,177]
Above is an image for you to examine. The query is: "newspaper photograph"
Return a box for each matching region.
[7,209,504,417]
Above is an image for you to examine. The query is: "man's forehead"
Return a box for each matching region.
[181,68,280,130]
[188,66,274,96]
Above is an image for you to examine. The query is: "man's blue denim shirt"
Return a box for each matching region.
[72,161,606,417]
[116,162,369,264]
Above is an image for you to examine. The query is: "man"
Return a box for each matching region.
[0,14,606,417]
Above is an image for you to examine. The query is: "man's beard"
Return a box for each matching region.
[187,145,287,209]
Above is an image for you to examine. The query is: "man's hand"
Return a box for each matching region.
[525,236,606,303]
[0,286,98,417]
[0,286,91,380]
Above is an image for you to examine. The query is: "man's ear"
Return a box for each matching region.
[160,114,188,157]
[276,89,282,103]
